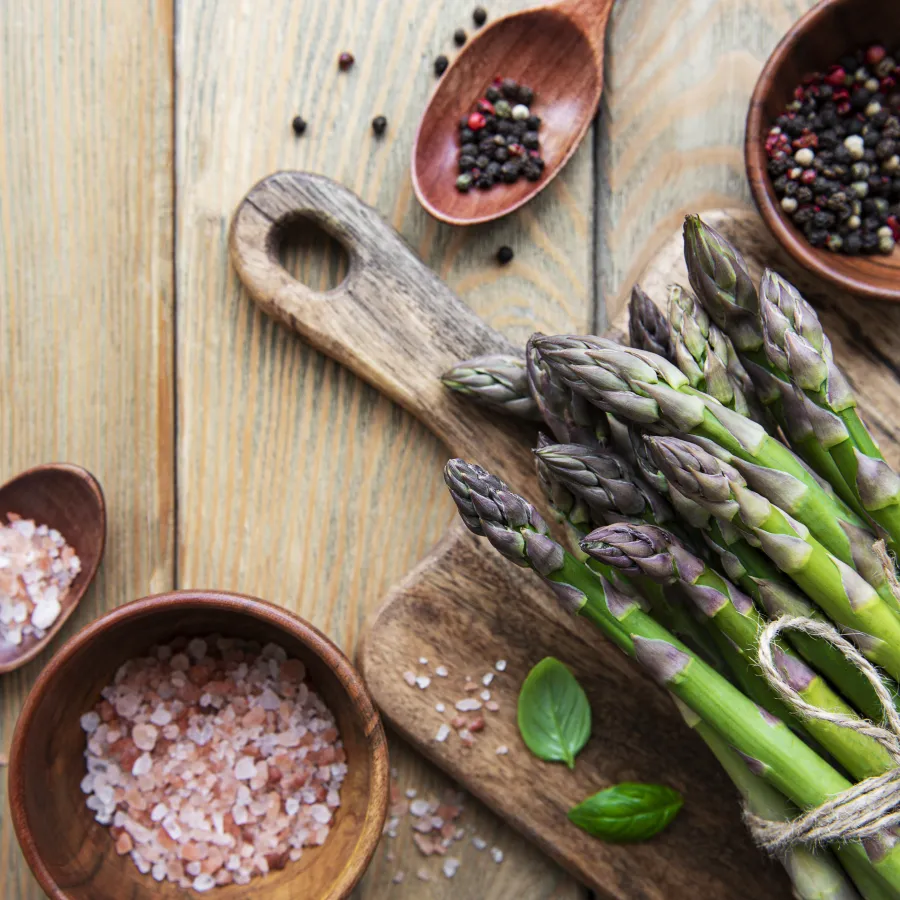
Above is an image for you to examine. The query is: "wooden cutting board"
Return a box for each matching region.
[230,172,900,900]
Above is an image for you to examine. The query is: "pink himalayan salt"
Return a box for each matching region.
[81,634,346,892]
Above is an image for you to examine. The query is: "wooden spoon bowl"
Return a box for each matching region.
[412,0,612,226]
[8,590,388,900]
[0,463,106,674]
[746,0,900,302]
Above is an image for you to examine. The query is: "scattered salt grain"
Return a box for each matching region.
[409,798,430,817]
[496,745,509,755]
[486,700,500,713]
[472,836,487,851]
[415,675,431,690]
[482,672,494,686]
[480,690,491,701]
[491,847,504,863]
[193,873,216,892]
[403,671,417,687]
[392,871,405,883]
[405,788,417,799]
[443,857,460,879]
[434,724,451,743]
[495,659,507,672]
[455,698,482,712]
[416,868,431,881]
[435,665,449,677]
[418,657,428,665]
[435,702,445,713]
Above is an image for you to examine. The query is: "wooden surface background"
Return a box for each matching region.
[0,0,818,897]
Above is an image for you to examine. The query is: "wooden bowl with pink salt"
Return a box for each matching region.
[8,590,389,900]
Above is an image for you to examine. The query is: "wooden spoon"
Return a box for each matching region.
[412,0,613,226]
[0,464,106,673]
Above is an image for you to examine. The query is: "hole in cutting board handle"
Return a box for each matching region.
[274,215,350,296]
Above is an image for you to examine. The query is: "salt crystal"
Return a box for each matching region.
[434,724,451,743]
[260,688,281,710]
[472,836,487,850]
[409,798,430,817]
[495,660,507,672]
[486,701,500,712]
[285,797,300,815]
[150,803,168,822]
[131,753,152,777]
[149,706,172,727]
[496,745,509,755]
[114,692,140,719]
[30,598,60,630]
[80,712,100,734]
[455,698,482,712]
[187,638,207,660]
[151,861,166,882]
[418,656,428,665]
[403,671,417,687]
[405,788,417,799]
[482,672,494,686]
[480,690,491,701]
[234,756,256,780]
[491,847,504,863]
[435,665,449,677]
[435,702,445,713]
[310,804,331,824]
[415,675,431,690]
[416,868,431,881]
[132,723,158,751]
[233,805,249,826]
[443,857,460,879]
[392,871,405,884]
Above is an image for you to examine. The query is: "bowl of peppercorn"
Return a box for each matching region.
[746,0,900,301]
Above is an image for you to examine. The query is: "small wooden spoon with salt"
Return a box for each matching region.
[0,464,106,673]
[412,0,613,226]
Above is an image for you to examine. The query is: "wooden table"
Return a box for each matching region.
[0,1,817,897]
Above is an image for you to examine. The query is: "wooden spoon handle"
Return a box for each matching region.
[554,0,614,61]
[229,171,535,479]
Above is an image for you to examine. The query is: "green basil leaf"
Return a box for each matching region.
[517,657,591,768]
[568,783,683,842]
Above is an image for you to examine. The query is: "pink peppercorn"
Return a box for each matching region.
[824,66,846,87]
[866,45,887,66]
[801,169,817,185]
[467,112,486,131]
[476,98,495,115]
[888,216,900,242]
[507,142,524,156]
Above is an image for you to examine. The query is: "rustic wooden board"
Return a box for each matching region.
[0,3,175,898]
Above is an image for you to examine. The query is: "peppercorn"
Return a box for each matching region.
[486,86,500,102]
[794,206,815,226]
[797,186,814,204]
[475,154,490,170]
[473,7,487,26]
[500,161,520,182]
[434,55,449,76]
[518,86,534,105]
[845,232,863,254]
[826,233,843,252]
[526,115,541,130]
[476,174,493,189]
[291,116,307,136]
[496,246,514,264]
[878,139,897,159]
[523,130,540,149]
[454,28,467,46]
[494,99,512,119]
[372,115,387,136]
[456,173,473,192]
[496,120,514,135]
[523,160,542,181]
[501,78,519,99]
[784,180,799,197]
[494,147,509,162]
[338,52,355,71]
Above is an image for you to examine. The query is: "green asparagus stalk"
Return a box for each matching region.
[628,284,672,360]
[759,270,900,553]
[581,523,894,780]
[682,215,864,515]
[442,458,900,893]
[441,353,542,420]
[667,283,760,421]
[673,698,863,900]
[526,336,609,447]
[646,436,900,681]
[534,433,594,560]
[531,334,879,580]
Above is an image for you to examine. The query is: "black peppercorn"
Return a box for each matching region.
[523,130,540,149]
[496,246,514,264]
[844,232,863,254]
[813,210,835,228]
[852,88,871,110]
[500,161,520,182]
[523,160,542,181]
[434,55,449,76]
[372,115,387,136]
[478,138,496,154]
[476,175,493,190]
[338,52,355,71]
[494,147,509,162]
[510,120,527,137]
[773,175,789,193]
[526,115,541,130]
[501,78,519,99]
[486,86,500,102]
[473,6,487,26]
[784,180,799,197]
[475,154,490,170]
[878,139,897,159]
[460,142,478,157]
[517,86,534,105]
[485,161,502,179]
[482,115,497,131]
[864,131,880,148]
[459,155,476,171]
[291,116,307,136]
[768,157,790,177]
[459,127,476,143]
[797,186,814,204]
[454,28,467,46]
[496,120,514,136]
[861,231,880,251]
[794,206,815,226]
[835,145,852,164]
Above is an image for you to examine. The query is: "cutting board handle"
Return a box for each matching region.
[229,171,534,476]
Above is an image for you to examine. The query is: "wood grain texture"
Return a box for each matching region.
[413,0,612,225]
[175,2,592,898]
[595,0,819,326]
[746,0,900,301]
[0,3,174,897]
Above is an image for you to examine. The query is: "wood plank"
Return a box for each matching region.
[175,1,592,897]
[0,2,175,897]
[595,0,818,325]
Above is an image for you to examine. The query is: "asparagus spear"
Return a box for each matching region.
[646,436,900,681]
[582,523,894,780]
[682,216,863,514]
[673,698,863,900]
[441,354,541,420]
[667,283,759,421]
[531,334,878,578]
[628,284,672,360]
[526,336,609,447]
[759,270,900,553]
[442,458,900,892]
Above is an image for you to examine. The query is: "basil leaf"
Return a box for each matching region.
[568,783,683,842]
[517,657,591,768]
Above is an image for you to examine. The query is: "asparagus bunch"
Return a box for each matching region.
[439,216,900,899]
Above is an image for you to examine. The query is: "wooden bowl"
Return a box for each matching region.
[8,590,389,900]
[0,463,106,673]
[746,0,900,301]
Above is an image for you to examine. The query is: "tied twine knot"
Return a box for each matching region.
[747,614,900,852]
